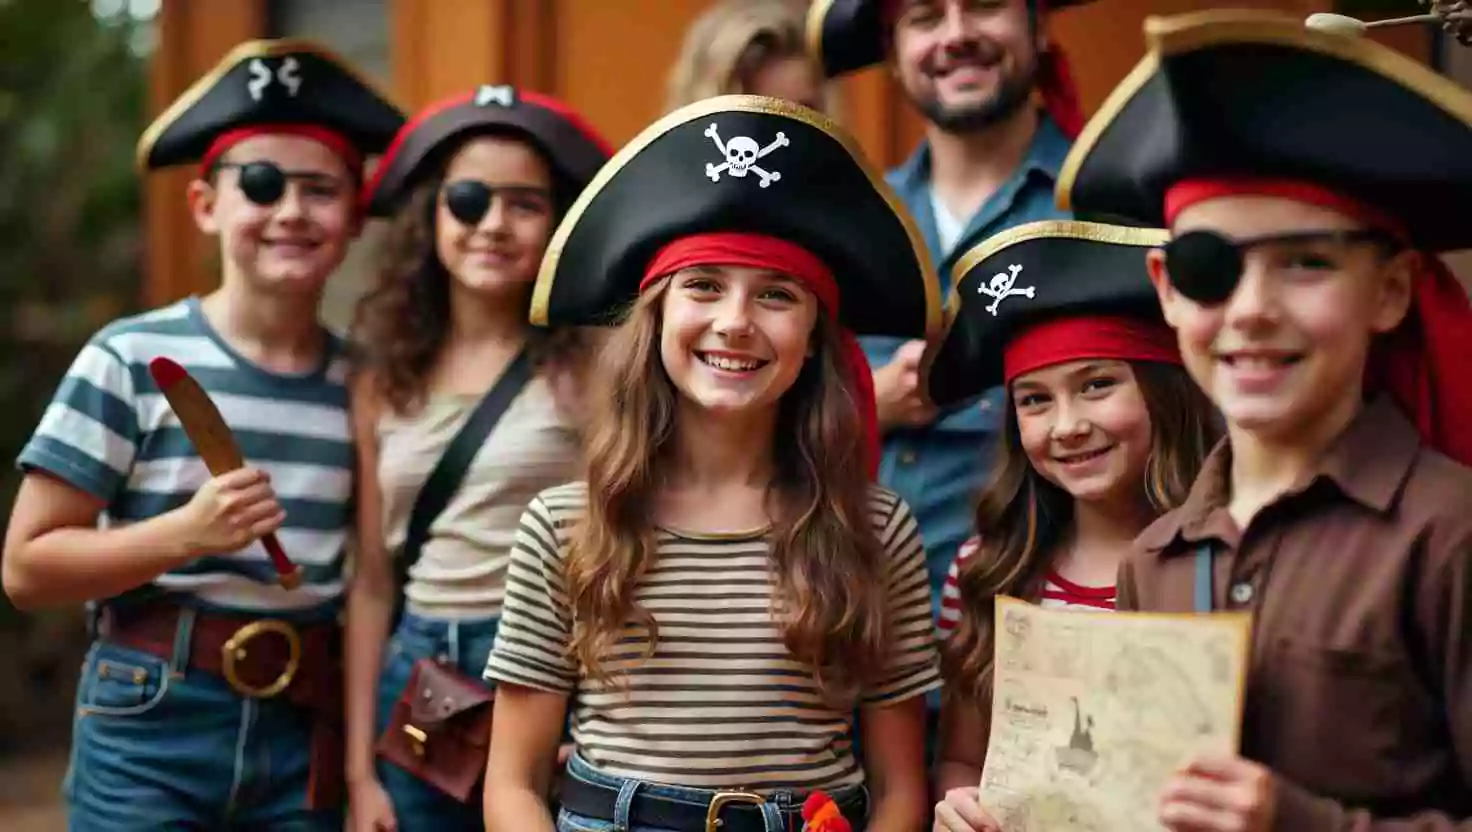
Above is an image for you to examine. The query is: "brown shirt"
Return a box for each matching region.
[1121,398,1472,830]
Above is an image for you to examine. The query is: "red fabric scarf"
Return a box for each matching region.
[1004,314,1181,386]
[641,233,880,478]
[199,124,362,180]
[1165,177,1472,466]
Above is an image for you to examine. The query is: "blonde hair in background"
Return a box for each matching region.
[665,0,839,115]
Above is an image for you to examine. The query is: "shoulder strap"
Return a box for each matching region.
[394,347,535,598]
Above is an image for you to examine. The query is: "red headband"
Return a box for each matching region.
[880,0,1084,138]
[1004,314,1181,386]
[642,232,879,478]
[200,124,363,180]
[1164,177,1472,466]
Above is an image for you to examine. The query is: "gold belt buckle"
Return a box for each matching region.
[220,619,301,698]
[706,790,766,831]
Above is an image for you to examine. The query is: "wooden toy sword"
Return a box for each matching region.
[147,356,303,590]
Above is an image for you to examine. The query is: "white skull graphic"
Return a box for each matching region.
[725,136,760,177]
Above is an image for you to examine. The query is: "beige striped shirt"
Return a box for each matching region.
[483,482,941,792]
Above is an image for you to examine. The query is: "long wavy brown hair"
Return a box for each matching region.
[564,279,889,705]
[350,138,591,415]
[943,361,1220,704]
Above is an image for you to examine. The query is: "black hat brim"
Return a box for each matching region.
[530,94,941,340]
[925,220,1169,408]
[1057,10,1472,252]
[136,38,403,172]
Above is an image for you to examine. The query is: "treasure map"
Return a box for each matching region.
[978,596,1252,832]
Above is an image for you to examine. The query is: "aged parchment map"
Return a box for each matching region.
[978,596,1252,832]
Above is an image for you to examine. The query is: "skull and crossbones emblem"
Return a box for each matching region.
[704,123,788,188]
[978,264,1034,315]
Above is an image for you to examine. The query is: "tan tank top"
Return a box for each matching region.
[376,377,581,620]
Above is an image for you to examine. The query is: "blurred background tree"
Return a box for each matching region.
[0,0,151,756]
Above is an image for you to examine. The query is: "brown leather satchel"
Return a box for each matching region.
[376,658,496,803]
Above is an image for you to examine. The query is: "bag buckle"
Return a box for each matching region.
[402,724,428,756]
[706,790,766,831]
[220,618,301,698]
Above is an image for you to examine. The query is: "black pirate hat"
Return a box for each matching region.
[807,0,1096,78]
[362,85,613,217]
[1057,9,1472,253]
[136,38,403,172]
[530,94,940,338]
[925,220,1175,408]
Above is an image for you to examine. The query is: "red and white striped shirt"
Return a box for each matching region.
[937,536,1116,639]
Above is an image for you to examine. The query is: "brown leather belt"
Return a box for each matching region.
[99,600,346,809]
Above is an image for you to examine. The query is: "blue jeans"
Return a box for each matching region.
[555,753,869,832]
[65,638,340,831]
[374,612,500,832]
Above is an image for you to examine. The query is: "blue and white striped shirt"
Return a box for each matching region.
[17,297,354,613]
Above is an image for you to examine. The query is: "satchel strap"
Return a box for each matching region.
[393,347,534,618]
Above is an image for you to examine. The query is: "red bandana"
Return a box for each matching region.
[642,232,880,478]
[1004,314,1181,386]
[199,124,363,180]
[1164,177,1472,466]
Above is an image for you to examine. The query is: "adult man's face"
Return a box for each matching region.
[890,0,1041,133]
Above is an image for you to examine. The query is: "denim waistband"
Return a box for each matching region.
[394,610,500,639]
[564,751,868,812]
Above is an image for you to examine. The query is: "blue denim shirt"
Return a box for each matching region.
[864,115,1072,619]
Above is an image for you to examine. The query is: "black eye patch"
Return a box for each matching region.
[442,180,492,225]
[216,161,342,206]
[1162,228,1399,305]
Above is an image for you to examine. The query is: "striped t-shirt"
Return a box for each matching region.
[17,297,354,613]
[937,536,1117,639]
[484,482,942,793]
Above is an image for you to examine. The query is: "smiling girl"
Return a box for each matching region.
[2,40,403,830]
[345,87,610,832]
[922,221,1220,832]
[481,95,944,832]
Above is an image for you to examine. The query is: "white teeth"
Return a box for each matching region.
[701,354,762,372]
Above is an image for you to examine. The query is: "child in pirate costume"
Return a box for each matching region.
[922,221,1220,831]
[1058,10,1472,830]
[345,85,610,832]
[1,40,402,829]
[481,95,944,831]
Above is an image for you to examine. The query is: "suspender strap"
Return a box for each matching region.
[1194,542,1214,613]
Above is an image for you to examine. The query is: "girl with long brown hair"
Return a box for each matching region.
[482,96,943,832]
[343,87,610,832]
[923,221,1221,831]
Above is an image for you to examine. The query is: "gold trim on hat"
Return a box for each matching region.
[1054,9,1472,211]
[806,0,839,75]
[135,37,399,172]
[528,93,943,342]
[922,220,1170,386]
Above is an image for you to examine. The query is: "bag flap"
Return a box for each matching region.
[405,660,495,728]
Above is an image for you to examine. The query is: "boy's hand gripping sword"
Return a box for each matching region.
[148,356,303,590]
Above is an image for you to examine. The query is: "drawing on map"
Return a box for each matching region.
[977,597,1252,831]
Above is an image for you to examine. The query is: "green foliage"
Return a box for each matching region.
[0,1,148,628]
